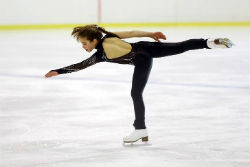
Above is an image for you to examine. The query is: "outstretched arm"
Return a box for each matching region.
[45,54,102,78]
[113,31,166,42]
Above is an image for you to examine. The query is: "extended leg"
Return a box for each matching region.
[136,38,233,58]
[147,38,210,58]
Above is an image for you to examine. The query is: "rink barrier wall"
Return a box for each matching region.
[0,22,249,30]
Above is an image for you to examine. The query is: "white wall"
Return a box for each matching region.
[102,0,250,23]
[0,0,97,24]
[174,0,250,22]
[0,0,249,25]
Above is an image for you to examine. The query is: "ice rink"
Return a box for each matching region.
[0,27,249,167]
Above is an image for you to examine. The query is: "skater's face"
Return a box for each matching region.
[79,37,98,53]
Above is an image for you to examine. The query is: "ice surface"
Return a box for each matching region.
[0,27,249,167]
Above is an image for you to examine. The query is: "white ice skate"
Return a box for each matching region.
[123,129,148,143]
[207,38,234,49]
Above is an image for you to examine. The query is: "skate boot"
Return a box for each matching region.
[207,38,234,49]
[123,129,148,143]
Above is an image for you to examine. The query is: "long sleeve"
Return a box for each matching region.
[52,53,103,74]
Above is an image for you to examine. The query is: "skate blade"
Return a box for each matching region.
[123,142,152,147]
[123,136,148,144]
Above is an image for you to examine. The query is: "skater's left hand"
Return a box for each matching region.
[45,71,58,78]
[150,32,166,42]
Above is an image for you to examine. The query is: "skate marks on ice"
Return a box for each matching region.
[0,27,249,167]
[0,72,248,90]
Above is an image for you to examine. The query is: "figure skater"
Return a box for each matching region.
[45,24,233,143]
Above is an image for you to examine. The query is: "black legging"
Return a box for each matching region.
[131,39,209,129]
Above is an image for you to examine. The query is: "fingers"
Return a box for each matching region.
[161,34,167,40]
[45,73,51,78]
[155,38,161,42]
[153,32,166,42]
[157,32,166,40]
[153,37,161,42]
[45,71,58,78]
[154,36,164,42]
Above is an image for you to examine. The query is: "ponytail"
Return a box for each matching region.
[72,24,119,41]
[96,26,119,38]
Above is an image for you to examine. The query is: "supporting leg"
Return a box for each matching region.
[123,53,152,143]
[131,53,153,129]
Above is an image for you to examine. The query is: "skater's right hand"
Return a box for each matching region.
[45,71,58,78]
[150,32,166,42]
